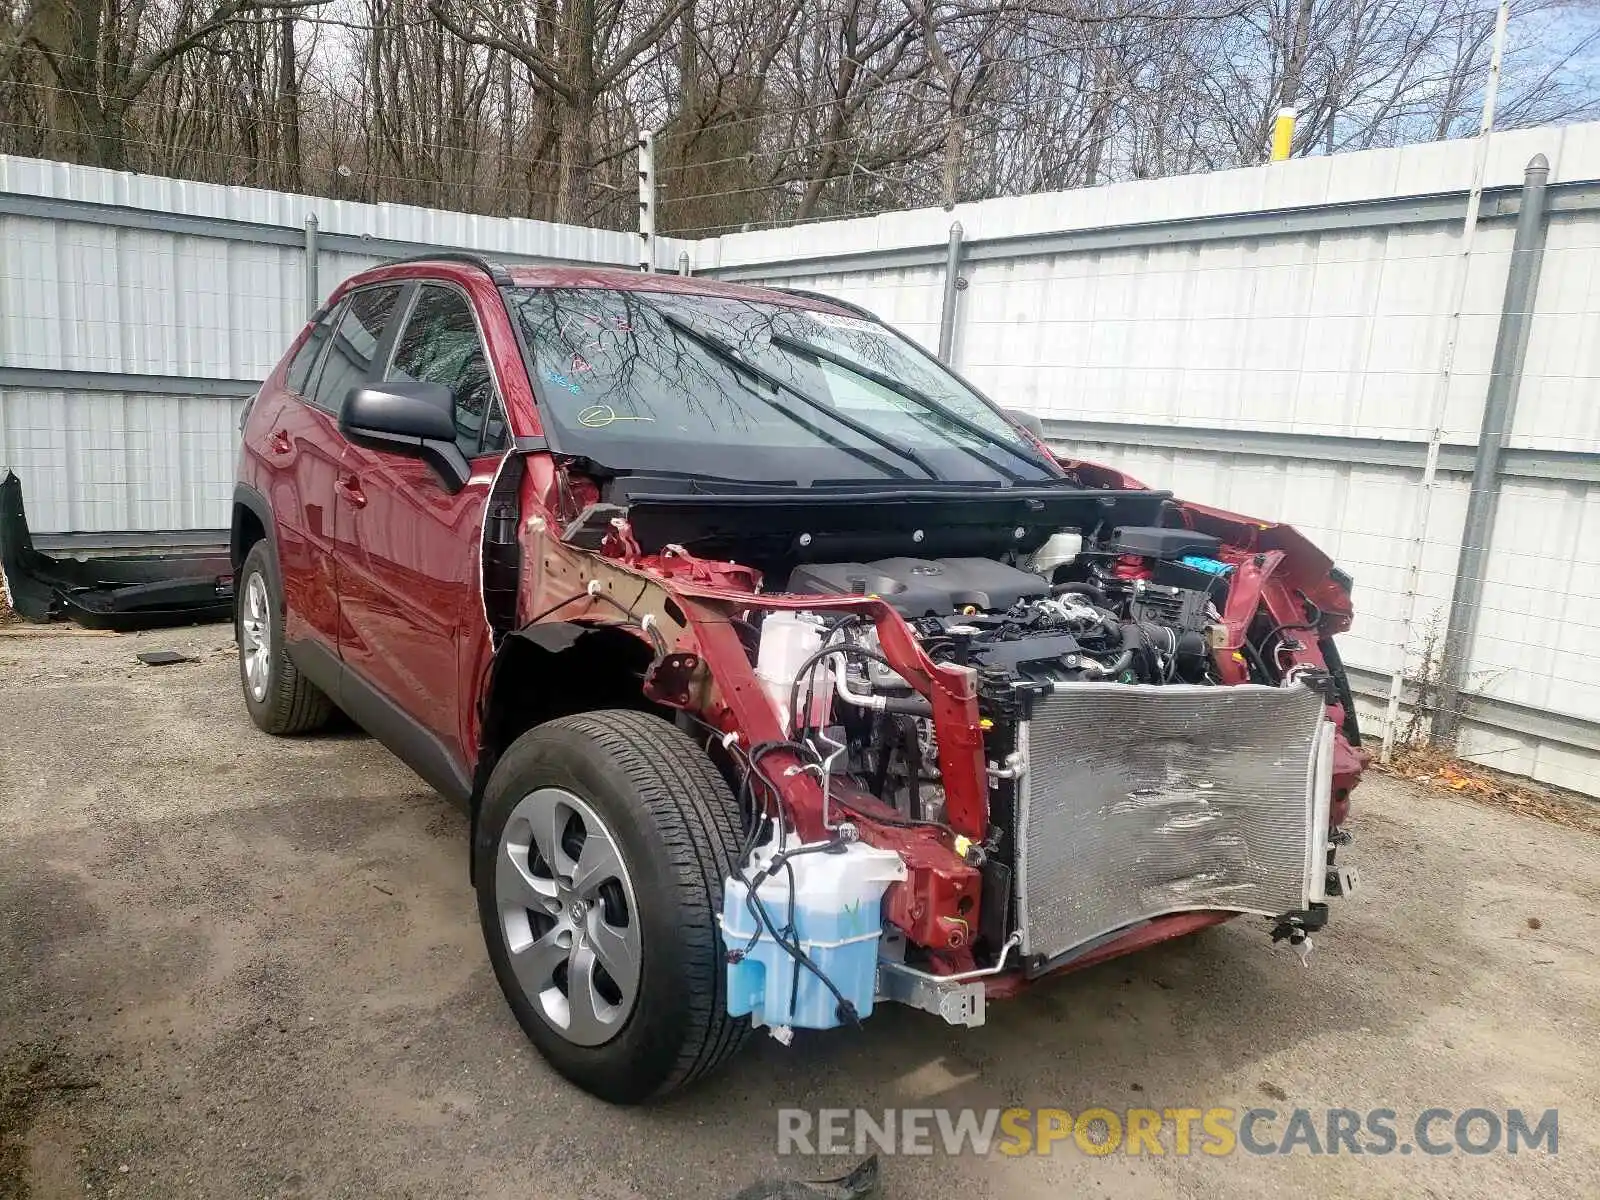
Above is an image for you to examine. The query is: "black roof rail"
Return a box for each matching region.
[382,251,515,287]
[766,286,881,322]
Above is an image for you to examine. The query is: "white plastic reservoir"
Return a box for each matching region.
[721,833,906,1030]
[1032,530,1083,579]
[756,611,832,731]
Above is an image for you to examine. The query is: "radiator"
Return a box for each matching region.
[1014,682,1333,970]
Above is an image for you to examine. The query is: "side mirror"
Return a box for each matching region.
[1003,407,1046,440]
[341,383,470,492]
[344,382,456,441]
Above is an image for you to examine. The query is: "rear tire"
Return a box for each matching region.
[475,709,751,1103]
[236,540,334,735]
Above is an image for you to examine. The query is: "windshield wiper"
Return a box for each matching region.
[769,333,1060,479]
[610,468,801,491]
[647,305,940,482]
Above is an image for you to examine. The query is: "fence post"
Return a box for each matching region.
[937,220,964,363]
[1379,0,1509,764]
[638,130,656,273]
[303,213,319,318]
[1431,153,1551,746]
[678,250,691,276]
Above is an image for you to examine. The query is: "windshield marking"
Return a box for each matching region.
[543,368,583,394]
[578,404,655,428]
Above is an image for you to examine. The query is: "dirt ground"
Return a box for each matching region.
[2,625,1597,1200]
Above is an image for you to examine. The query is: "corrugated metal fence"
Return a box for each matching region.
[0,156,689,533]
[693,122,1600,798]
[5,125,1600,798]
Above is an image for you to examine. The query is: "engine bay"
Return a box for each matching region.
[741,516,1359,983]
[783,526,1230,668]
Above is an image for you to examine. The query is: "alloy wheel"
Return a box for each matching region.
[239,571,272,703]
[495,787,642,1046]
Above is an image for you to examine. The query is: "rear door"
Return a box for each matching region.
[251,288,399,650]
[333,281,509,773]
[277,285,403,647]
[246,307,335,646]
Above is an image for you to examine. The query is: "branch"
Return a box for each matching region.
[597,0,696,90]
[125,0,332,104]
[426,1,575,102]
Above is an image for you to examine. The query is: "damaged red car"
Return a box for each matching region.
[232,257,1366,1104]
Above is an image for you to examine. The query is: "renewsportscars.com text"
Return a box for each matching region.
[777,1106,1559,1158]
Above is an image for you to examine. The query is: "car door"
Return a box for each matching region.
[248,306,335,648]
[247,291,385,650]
[271,285,403,649]
[333,281,509,777]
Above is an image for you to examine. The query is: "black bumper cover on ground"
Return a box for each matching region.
[0,472,233,631]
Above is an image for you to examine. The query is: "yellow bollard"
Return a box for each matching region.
[1270,107,1296,162]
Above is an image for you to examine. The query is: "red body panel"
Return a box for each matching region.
[333,445,498,765]
[241,336,342,646]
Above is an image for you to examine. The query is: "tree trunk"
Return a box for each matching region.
[88,100,127,170]
[557,89,595,223]
[555,0,597,223]
[1272,0,1315,158]
[278,15,301,191]
[940,111,963,209]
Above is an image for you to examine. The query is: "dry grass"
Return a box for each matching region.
[1377,742,1600,835]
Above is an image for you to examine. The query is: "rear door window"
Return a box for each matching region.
[387,284,507,458]
[284,306,338,396]
[306,285,402,415]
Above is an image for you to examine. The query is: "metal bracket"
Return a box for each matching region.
[876,961,986,1028]
[986,750,1026,782]
[1325,865,1361,897]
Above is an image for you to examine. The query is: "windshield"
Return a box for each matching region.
[507,288,1058,487]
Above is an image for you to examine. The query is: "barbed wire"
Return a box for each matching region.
[5,79,965,226]
[6,79,582,184]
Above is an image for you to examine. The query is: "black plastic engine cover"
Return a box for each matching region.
[968,632,1084,675]
[786,556,1048,615]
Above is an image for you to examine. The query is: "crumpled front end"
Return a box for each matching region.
[513,468,1367,1033]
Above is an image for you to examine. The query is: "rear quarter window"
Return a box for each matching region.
[305,286,403,414]
[284,309,336,396]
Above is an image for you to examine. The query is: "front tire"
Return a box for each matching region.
[475,710,751,1103]
[236,540,334,735]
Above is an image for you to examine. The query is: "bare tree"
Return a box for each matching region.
[427,0,691,221]
[2,0,1597,231]
[18,0,327,169]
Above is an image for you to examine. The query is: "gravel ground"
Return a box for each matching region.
[1,625,1597,1200]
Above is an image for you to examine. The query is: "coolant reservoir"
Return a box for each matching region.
[756,611,831,731]
[721,833,907,1030]
[1032,531,1083,579]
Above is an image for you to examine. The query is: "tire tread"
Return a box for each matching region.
[548,710,751,1095]
[239,540,334,736]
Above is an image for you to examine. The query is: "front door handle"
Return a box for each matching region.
[268,429,293,457]
[337,474,368,509]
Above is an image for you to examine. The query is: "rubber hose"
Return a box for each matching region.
[1051,580,1108,604]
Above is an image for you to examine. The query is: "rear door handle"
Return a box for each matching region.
[337,474,368,509]
[268,429,293,457]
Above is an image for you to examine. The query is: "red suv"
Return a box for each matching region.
[234,256,1366,1103]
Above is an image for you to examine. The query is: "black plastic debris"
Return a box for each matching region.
[0,472,234,631]
[727,1157,880,1200]
[136,650,194,667]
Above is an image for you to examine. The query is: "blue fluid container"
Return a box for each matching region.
[721,837,906,1030]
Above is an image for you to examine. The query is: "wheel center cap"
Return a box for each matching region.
[569,898,589,921]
